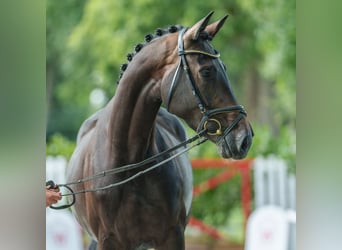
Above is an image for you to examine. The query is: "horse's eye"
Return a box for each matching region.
[200,66,215,78]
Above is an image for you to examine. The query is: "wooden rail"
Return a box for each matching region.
[188,158,253,240]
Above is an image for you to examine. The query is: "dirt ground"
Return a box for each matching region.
[81,234,244,249]
[185,238,244,250]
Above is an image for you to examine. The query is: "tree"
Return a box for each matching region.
[47,0,87,139]
[47,0,295,139]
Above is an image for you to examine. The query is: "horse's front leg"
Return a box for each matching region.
[96,231,121,250]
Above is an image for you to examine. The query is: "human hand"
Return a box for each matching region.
[46,180,60,192]
[46,184,60,192]
[46,187,62,207]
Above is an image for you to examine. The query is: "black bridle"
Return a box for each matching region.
[166,28,247,136]
[49,28,248,210]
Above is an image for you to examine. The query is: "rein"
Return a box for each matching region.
[49,129,208,209]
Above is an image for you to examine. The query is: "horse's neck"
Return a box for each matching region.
[104,37,177,163]
[107,74,161,163]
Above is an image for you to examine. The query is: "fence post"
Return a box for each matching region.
[246,156,296,250]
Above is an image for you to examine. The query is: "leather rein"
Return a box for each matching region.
[49,28,247,209]
[49,130,207,209]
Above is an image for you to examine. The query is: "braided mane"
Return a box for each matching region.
[117,25,184,84]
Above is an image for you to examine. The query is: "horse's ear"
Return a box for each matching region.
[185,11,214,41]
[206,14,229,39]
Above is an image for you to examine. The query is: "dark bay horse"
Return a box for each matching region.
[66,11,253,250]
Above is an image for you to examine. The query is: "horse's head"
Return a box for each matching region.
[161,12,253,159]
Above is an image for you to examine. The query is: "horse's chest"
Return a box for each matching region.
[113,178,183,236]
[120,180,179,217]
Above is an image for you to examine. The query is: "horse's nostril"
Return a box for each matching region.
[240,136,250,152]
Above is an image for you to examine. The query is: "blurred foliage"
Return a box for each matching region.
[47,0,295,139]
[46,0,295,240]
[46,133,76,160]
[248,124,296,173]
[192,172,242,225]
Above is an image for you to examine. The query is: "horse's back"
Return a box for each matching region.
[76,109,102,144]
[156,108,187,140]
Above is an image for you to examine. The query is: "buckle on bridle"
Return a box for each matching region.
[204,118,223,135]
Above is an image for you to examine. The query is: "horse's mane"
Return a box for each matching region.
[116,24,184,84]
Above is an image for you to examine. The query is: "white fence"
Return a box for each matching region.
[245,156,296,250]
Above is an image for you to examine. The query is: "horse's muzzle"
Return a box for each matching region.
[217,128,253,159]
